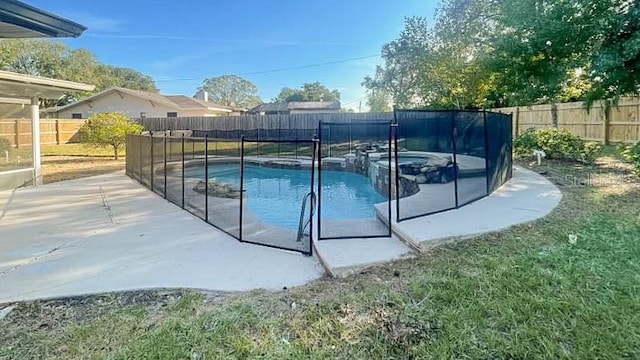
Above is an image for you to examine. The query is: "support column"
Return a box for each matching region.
[31,97,42,186]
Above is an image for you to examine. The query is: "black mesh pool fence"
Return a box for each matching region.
[126,110,512,252]
[393,109,512,221]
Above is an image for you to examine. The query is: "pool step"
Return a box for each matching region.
[312,234,416,278]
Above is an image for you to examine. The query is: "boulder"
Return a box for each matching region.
[415,173,428,184]
[193,179,243,199]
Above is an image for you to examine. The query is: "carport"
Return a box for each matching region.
[0,0,94,190]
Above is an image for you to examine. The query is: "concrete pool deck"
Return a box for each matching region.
[0,172,324,304]
[0,166,561,303]
[374,166,562,250]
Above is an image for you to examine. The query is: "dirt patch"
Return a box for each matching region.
[42,156,125,184]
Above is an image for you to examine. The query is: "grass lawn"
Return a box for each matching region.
[1,150,639,359]
[41,143,123,158]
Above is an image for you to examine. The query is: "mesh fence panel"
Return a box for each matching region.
[395,111,457,220]
[204,139,242,239]
[125,134,140,181]
[165,136,184,206]
[486,112,513,192]
[318,121,392,239]
[151,135,165,196]
[139,135,152,187]
[454,112,489,206]
[240,140,314,253]
[183,137,206,218]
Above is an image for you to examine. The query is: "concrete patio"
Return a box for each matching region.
[0,166,561,303]
[0,172,324,304]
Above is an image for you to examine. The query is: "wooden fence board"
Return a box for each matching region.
[493,97,640,143]
[0,119,85,147]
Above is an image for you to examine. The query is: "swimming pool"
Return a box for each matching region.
[185,163,385,230]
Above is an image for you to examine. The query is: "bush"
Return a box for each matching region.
[620,142,640,175]
[80,112,144,160]
[0,138,11,154]
[513,128,602,163]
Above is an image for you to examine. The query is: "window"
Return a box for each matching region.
[167,112,178,117]
[71,113,82,119]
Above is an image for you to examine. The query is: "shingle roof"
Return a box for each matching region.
[45,87,233,113]
[164,95,233,111]
[250,101,341,113]
[288,101,340,110]
[250,102,289,113]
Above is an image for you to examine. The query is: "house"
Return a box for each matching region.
[249,101,340,115]
[43,87,242,119]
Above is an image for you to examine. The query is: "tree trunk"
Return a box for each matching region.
[113,145,119,160]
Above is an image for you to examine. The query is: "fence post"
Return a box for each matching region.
[551,103,559,128]
[514,107,520,137]
[239,135,245,241]
[14,119,20,148]
[450,112,459,208]
[138,133,142,181]
[150,131,154,190]
[163,133,167,199]
[603,100,611,145]
[181,134,185,209]
[204,135,209,223]
[55,119,61,145]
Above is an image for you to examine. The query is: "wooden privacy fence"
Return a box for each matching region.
[138,112,395,137]
[493,97,640,144]
[0,119,85,147]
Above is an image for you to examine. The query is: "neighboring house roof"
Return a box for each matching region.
[45,87,234,114]
[0,0,87,38]
[288,101,341,110]
[164,95,233,112]
[250,102,289,113]
[250,101,341,113]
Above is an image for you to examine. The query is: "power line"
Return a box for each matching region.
[341,95,367,106]
[155,54,379,82]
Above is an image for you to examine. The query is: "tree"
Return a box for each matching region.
[197,75,261,108]
[273,82,341,102]
[80,112,143,160]
[364,0,640,109]
[271,87,303,102]
[586,0,640,103]
[363,17,432,108]
[0,39,158,106]
[94,65,158,93]
[366,90,392,112]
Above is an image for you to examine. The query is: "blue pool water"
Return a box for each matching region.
[186,164,385,230]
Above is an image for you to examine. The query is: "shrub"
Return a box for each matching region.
[80,112,144,160]
[513,128,601,163]
[0,138,11,154]
[620,142,640,175]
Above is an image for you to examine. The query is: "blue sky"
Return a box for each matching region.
[29,0,437,110]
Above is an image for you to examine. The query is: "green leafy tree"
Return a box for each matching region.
[586,1,640,103]
[273,82,340,102]
[94,65,157,93]
[272,87,303,102]
[80,112,143,160]
[0,39,158,106]
[197,74,261,108]
[363,17,431,108]
[364,0,640,109]
[366,90,392,112]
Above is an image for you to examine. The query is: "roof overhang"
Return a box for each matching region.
[0,70,95,101]
[0,0,87,38]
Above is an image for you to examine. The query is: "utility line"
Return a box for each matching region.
[155,54,379,82]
